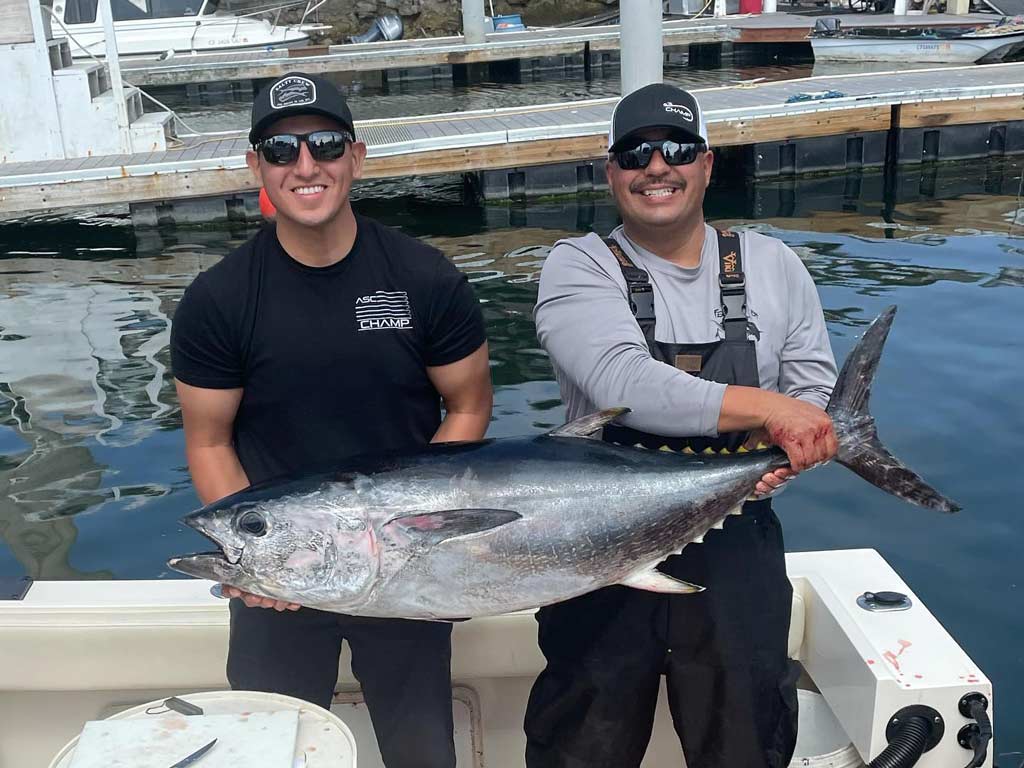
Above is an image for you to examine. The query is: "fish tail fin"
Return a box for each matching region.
[826,306,960,513]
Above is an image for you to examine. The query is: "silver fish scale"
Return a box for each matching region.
[343,440,775,618]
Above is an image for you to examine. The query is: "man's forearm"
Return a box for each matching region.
[718,385,786,434]
[432,410,490,443]
[186,445,251,505]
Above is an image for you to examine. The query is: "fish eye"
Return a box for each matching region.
[237,509,267,537]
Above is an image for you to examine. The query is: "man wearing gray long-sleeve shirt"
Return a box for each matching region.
[524,84,839,768]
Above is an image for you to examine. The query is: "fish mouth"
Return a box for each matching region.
[167,551,242,582]
[166,513,244,581]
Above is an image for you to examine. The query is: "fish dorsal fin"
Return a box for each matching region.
[383,509,521,546]
[547,407,631,439]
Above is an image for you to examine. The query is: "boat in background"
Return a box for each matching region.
[51,0,330,58]
[810,16,1024,63]
[0,549,995,768]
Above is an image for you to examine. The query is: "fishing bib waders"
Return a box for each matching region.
[524,231,799,768]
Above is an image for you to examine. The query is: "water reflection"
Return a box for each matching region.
[0,432,113,579]
[427,230,561,387]
[982,266,1024,287]
[758,232,990,300]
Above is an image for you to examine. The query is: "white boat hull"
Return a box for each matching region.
[811,32,1024,63]
[62,14,311,58]
[0,550,994,768]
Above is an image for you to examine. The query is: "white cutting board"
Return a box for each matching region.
[67,710,299,768]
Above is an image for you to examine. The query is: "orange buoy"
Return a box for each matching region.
[258,187,277,219]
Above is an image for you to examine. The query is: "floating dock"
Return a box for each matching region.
[4,62,1024,222]
[121,19,732,87]
[118,13,999,87]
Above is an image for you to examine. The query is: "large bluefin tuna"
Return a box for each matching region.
[169,306,959,619]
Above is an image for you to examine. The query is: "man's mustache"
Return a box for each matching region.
[630,178,687,193]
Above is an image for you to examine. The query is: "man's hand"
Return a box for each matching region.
[753,467,796,497]
[717,384,839,497]
[762,397,838,473]
[221,584,301,612]
[745,428,798,497]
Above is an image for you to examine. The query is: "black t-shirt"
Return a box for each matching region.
[170,215,486,486]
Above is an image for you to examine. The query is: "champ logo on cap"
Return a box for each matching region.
[270,76,317,110]
[663,102,694,122]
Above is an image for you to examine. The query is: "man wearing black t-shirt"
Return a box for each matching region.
[170,73,492,768]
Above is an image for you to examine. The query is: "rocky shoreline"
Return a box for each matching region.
[264,0,619,43]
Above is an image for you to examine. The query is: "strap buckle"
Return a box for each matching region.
[720,284,746,321]
[629,285,655,322]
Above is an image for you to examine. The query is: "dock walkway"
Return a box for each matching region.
[119,13,999,86]
[3,62,1024,217]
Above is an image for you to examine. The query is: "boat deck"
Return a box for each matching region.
[118,13,1000,86]
[4,61,1024,216]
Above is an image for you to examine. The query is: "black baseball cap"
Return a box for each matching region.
[249,72,355,145]
[607,83,709,152]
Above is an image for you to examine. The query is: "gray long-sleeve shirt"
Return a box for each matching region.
[534,224,838,438]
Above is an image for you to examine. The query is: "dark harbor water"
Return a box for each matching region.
[1,159,1022,761]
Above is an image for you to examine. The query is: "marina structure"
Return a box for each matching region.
[116,13,998,88]
[2,0,1024,224]
[118,18,735,87]
[4,61,1024,223]
[0,0,176,165]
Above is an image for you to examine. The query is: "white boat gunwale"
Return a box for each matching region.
[0,548,994,768]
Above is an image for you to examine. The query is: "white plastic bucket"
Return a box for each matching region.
[788,689,865,768]
[47,690,357,768]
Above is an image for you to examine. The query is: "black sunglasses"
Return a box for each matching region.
[255,130,354,165]
[613,140,707,171]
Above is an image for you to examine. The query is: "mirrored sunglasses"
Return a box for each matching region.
[613,140,707,171]
[255,130,354,165]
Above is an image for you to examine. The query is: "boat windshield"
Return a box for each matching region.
[63,0,220,22]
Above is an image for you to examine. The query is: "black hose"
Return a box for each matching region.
[869,715,931,768]
[962,699,992,768]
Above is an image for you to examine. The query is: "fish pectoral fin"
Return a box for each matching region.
[383,508,521,545]
[547,407,632,439]
[620,568,705,595]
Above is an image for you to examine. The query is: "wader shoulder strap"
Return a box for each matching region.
[604,231,749,342]
[716,228,748,342]
[603,237,655,339]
